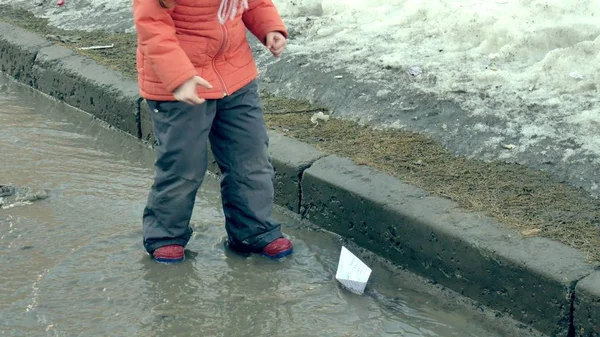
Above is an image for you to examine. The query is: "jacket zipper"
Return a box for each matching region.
[213,24,229,97]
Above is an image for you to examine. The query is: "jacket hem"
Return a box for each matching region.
[139,71,258,102]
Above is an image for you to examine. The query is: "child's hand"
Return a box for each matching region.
[266,32,286,58]
[173,76,213,105]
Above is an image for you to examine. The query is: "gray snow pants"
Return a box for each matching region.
[142,80,282,254]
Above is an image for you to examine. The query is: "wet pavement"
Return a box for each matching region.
[0,73,543,337]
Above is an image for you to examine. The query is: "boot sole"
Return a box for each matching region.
[154,256,184,264]
[262,247,293,259]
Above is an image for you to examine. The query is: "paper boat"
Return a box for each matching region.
[335,246,372,295]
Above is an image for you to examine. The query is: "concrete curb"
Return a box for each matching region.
[1,22,598,336]
[34,44,141,137]
[301,155,597,336]
[0,23,141,139]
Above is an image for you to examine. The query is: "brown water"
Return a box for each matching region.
[0,73,544,337]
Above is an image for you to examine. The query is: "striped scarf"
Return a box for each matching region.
[218,0,249,24]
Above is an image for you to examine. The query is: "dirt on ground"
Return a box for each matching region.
[2,6,600,262]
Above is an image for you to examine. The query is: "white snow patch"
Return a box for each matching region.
[275,0,600,158]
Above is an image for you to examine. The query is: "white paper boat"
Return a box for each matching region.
[335,246,372,295]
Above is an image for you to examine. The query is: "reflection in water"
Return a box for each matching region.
[0,74,540,337]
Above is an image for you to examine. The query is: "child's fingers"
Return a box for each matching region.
[176,93,204,105]
[271,42,285,57]
[266,34,275,48]
[187,94,205,105]
[272,40,286,51]
[193,76,213,89]
[272,48,283,57]
[183,98,203,105]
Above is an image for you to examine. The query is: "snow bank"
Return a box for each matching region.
[274,0,600,155]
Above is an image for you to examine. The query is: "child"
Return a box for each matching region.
[133,0,293,263]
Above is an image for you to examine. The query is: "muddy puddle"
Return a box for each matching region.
[0,73,543,337]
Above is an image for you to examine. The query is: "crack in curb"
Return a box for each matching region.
[569,286,576,337]
[568,270,596,337]
[30,50,40,88]
[294,154,327,219]
[135,96,143,140]
[296,163,312,215]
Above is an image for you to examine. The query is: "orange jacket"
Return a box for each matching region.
[133,0,288,101]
